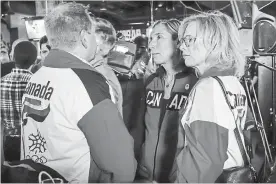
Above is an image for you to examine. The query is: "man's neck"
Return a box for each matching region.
[61,47,88,64]
[64,50,92,66]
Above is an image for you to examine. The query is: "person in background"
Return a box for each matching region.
[133,35,148,61]
[90,17,123,117]
[131,35,150,79]
[0,39,10,64]
[31,35,51,73]
[40,35,51,62]
[1,39,13,77]
[137,19,198,182]
[21,2,136,183]
[175,11,248,183]
[1,38,31,77]
[115,35,148,161]
[1,40,37,161]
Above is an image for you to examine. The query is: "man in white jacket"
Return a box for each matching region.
[21,2,136,183]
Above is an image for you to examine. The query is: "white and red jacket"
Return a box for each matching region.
[20,49,137,183]
[176,68,248,183]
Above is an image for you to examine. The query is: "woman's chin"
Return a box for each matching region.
[154,60,165,65]
[184,61,193,68]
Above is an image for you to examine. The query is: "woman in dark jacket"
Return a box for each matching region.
[137,19,197,183]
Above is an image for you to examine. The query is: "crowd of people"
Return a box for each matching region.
[1,2,258,183]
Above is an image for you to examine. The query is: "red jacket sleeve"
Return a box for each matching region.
[78,99,137,182]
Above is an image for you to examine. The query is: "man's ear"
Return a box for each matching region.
[80,30,88,49]
[95,43,102,55]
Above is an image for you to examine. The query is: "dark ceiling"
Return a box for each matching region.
[1,1,276,29]
[81,1,224,28]
[73,1,238,28]
[1,1,232,29]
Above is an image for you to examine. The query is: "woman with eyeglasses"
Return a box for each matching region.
[175,11,249,183]
[136,19,197,183]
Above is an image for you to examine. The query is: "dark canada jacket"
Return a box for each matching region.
[138,67,197,182]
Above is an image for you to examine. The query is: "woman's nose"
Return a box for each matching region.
[179,42,186,52]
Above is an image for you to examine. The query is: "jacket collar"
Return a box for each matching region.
[43,49,97,72]
[156,66,194,79]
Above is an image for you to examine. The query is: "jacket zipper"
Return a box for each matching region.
[152,78,176,180]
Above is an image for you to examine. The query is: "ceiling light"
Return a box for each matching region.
[100,0,107,11]
[128,22,145,25]
[166,1,175,12]
[157,2,164,7]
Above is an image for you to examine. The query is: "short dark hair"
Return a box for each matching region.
[133,36,148,48]
[39,35,49,49]
[14,41,37,69]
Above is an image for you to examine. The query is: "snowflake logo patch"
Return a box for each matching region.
[28,130,47,154]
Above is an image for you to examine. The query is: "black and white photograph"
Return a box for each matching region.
[1,0,276,183]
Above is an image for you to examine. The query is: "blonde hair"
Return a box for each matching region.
[178,11,245,78]
[94,18,116,46]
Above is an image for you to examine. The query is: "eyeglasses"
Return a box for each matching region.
[178,35,197,48]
